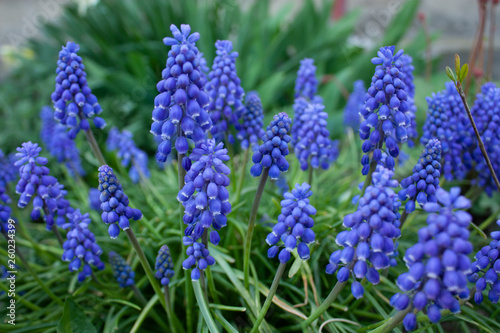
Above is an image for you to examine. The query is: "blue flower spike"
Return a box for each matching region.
[109,251,135,288]
[344,80,365,131]
[295,58,318,100]
[97,165,142,239]
[155,245,175,286]
[237,91,265,150]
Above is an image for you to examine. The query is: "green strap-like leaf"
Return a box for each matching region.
[57,297,97,333]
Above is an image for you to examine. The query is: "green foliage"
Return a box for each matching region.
[58,297,97,333]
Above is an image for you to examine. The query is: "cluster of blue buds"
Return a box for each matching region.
[291,96,323,147]
[469,82,500,195]
[251,113,292,180]
[327,170,401,299]
[0,149,17,189]
[343,80,365,130]
[469,220,500,304]
[97,165,142,239]
[109,251,135,288]
[266,183,316,262]
[40,106,84,176]
[294,102,337,170]
[206,40,245,143]
[51,42,105,139]
[61,208,104,282]
[359,46,410,175]
[392,187,473,331]
[0,186,11,226]
[400,55,417,146]
[155,245,175,286]
[237,91,265,150]
[106,127,150,183]
[177,139,230,280]
[399,139,441,213]
[295,58,318,100]
[421,82,472,182]
[88,188,101,212]
[14,142,72,230]
[150,24,211,163]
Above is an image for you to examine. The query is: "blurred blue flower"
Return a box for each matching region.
[107,127,150,183]
[251,112,292,180]
[109,251,135,288]
[237,91,265,150]
[295,58,318,100]
[393,187,473,329]
[399,139,441,213]
[0,149,17,189]
[206,40,245,143]
[401,55,418,147]
[291,96,323,148]
[97,165,142,239]
[88,188,101,212]
[266,183,316,263]
[51,42,105,139]
[155,245,175,286]
[151,24,211,163]
[343,80,365,130]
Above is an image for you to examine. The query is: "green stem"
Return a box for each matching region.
[243,167,269,290]
[0,280,41,311]
[84,128,107,166]
[2,232,64,306]
[360,161,377,199]
[250,262,287,333]
[399,211,409,228]
[308,167,313,186]
[299,260,355,328]
[235,148,250,202]
[125,229,166,311]
[163,285,178,333]
[51,224,64,247]
[132,284,170,332]
[192,280,218,333]
[368,307,412,333]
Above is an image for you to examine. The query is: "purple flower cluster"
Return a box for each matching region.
[237,91,265,150]
[155,245,175,286]
[294,102,337,170]
[400,55,417,147]
[295,58,318,100]
[206,40,245,143]
[251,113,292,180]
[61,209,104,282]
[421,82,472,182]
[88,188,101,212]
[393,188,473,331]
[14,142,72,230]
[178,139,230,280]
[106,127,150,183]
[0,149,17,189]
[469,82,500,195]
[399,139,441,213]
[197,52,210,82]
[40,106,84,176]
[109,251,135,288]
[51,42,105,139]
[327,168,401,299]
[151,24,211,163]
[97,165,142,239]
[469,220,500,304]
[359,46,410,175]
[343,80,365,130]
[266,183,316,262]
[291,96,323,147]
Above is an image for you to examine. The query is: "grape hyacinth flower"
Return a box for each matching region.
[294,102,337,170]
[359,46,410,175]
[61,209,104,282]
[291,96,323,147]
[398,139,442,213]
[88,188,101,212]
[401,55,418,146]
[196,52,210,82]
[151,24,212,163]
[392,187,473,330]
[51,42,105,139]
[206,40,245,143]
[326,170,401,299]
[0,186,11,227]
[295,58,318,100]
[237,91,265,150]
[155,245,175,286]
[343,80,365,130]
[0,149,17,189]
[177,139,230,280]
[109,251,135,288]
[106,127,150,183]
[97,165,142,238]
[40,106,85,176]
[251,112,292,180]
[469,220,500,304]
[420,82,472,182]
[469,82,500,195]
[266,183,316,263]
[14,142,72,230]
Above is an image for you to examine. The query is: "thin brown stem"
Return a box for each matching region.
[455,81,500,192]
[84,128,107,166]
[465,0,487,95]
